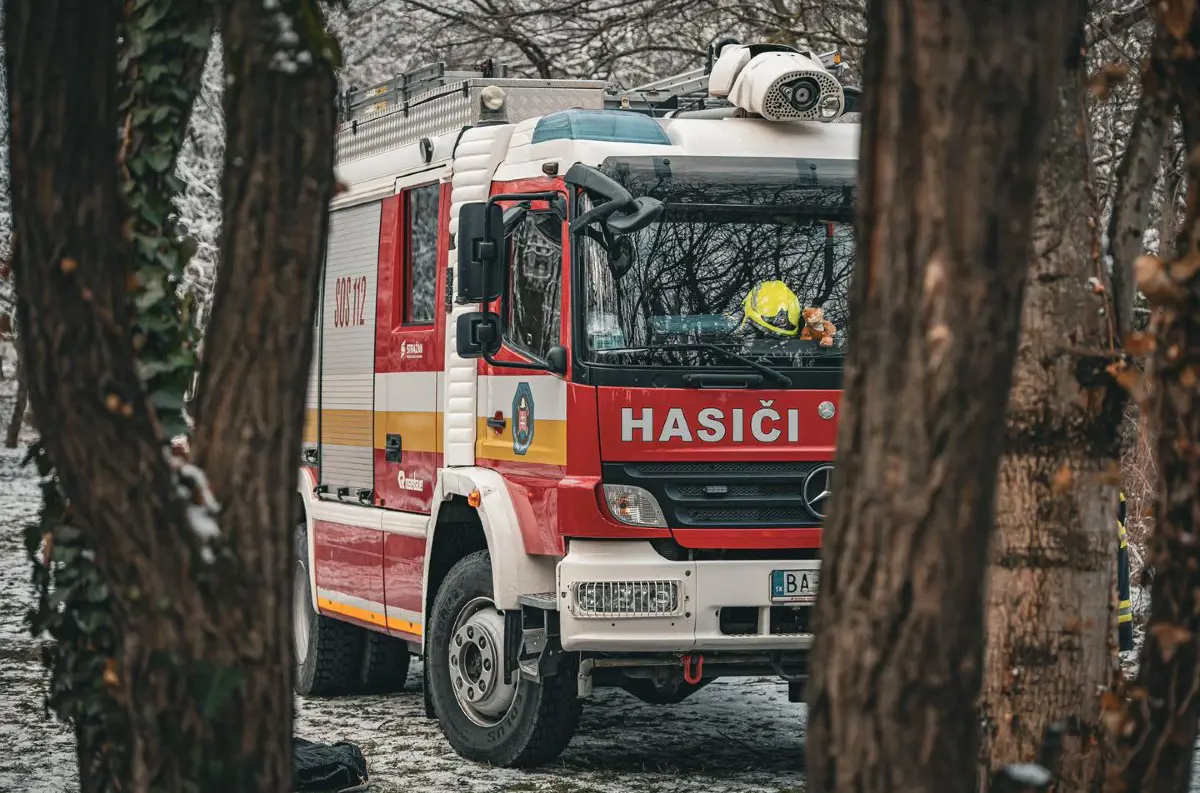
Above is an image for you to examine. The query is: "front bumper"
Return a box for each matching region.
[555,539,818,652]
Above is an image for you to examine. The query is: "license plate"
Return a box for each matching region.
[771,569,819,604]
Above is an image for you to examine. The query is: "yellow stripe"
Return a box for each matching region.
[1119,599,1132,609]
[319,409,375,447]
[304,409,442,452]
[374,411,441,453]
[1118,613,1133,623]
[476,417,567,466]
[318,596,424,636]
[388,617,424,637]
[319,596,386,628]
[304,409,319,445]
[1120,492,1126,502]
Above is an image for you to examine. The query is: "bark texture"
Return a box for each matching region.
[5,0,336,790]
[5,358,27,447]
[804,2,1087,792]
[978,59,1121,793]
[1106,20,1171,340]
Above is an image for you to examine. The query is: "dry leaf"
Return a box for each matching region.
[1052,464,1074,494]
[1181,366,1199,388]
[1087,62,1129,98]
[1097,460,1123,486]
[1151,623,1194,663]
[104,394,121,413]
[1125,331,1157,356]
[102,658,120,687]
[60,257,77,274]
[1164,0,1196,40]
[1135,255,1187,305]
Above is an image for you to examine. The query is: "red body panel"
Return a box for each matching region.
[382,534,426,616]
[313,519,385,606]
[597,387,840,461]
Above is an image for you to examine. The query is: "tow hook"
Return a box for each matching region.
[681,653,704,685]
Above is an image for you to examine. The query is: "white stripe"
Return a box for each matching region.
[308,499,382,530]
[381,510,428,538]
[478,375,567,421]
[317,587,386,614]
[374,371,439,412]
[385,605,424,625]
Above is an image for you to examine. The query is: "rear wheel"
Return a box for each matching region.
[293,520,364,696]
[359,630,412,693]
[427,550,581,767]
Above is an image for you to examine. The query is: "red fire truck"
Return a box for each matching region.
[293,39,860,767]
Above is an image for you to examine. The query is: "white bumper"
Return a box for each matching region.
[556,539,817,652]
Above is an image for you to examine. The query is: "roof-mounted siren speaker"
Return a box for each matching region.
[708,44,845,122]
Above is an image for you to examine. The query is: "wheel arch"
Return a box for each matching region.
[426,467,557,612]
[298,466,320,612]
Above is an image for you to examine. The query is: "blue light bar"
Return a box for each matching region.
[532,109,671,146]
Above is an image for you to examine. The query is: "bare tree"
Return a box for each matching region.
[979,44,1125,793]
[1105,3,1200,789]
[803,1,1088,791]
[5,0,337,790]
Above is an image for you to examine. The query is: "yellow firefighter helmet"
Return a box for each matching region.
[739,280,802,338]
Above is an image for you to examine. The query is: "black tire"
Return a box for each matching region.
[427,550,582,767]
[293,520,364,696]
[359,630,412,693]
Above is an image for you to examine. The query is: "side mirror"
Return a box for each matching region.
[456,202,504,303]
[456,311,502,358]
[606,196,664,235]
[546,345,569,376]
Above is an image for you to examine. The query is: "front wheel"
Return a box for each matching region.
[427,550,581,767]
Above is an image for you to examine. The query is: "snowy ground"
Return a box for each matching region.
[0,381,806,793]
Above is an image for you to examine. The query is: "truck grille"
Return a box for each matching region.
[602,461,827,529]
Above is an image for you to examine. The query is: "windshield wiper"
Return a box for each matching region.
[594,343,792,388]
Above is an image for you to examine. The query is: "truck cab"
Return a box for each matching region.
[293,40,859,768]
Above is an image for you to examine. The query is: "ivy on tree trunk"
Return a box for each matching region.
[803,1,1087,791]
[5,0,339,789]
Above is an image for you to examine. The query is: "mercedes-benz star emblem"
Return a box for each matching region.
[818,401,836,420]
[802,464,834,520]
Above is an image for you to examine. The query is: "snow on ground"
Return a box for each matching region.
[0,395,806,793]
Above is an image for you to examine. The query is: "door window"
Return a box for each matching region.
[505,212,563,361]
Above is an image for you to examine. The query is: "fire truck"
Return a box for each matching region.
[293,38,860,767]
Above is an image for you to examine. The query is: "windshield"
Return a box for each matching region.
[578,156,855,369]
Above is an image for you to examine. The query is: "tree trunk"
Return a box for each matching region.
[804,2,1087,792]
[1103,5,1200,792]
[978,59,1123,793]
[5,0,337,790]
[5,357,26,447]
[1105,20,1172,342]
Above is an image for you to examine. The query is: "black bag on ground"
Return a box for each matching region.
[294,737,370,793]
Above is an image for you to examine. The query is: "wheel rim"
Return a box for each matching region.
[293,559,311,666]
[448,596,518,727]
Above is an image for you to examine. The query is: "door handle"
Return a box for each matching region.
[487,414,507,431]
[385,433,402,463]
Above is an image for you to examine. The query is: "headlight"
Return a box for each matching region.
[818,93,842,120]
[602,484,667,527]
[573,580,682,617]
[480,85,506,112]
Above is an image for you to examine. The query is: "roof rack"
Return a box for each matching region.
[337,59,513,124]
